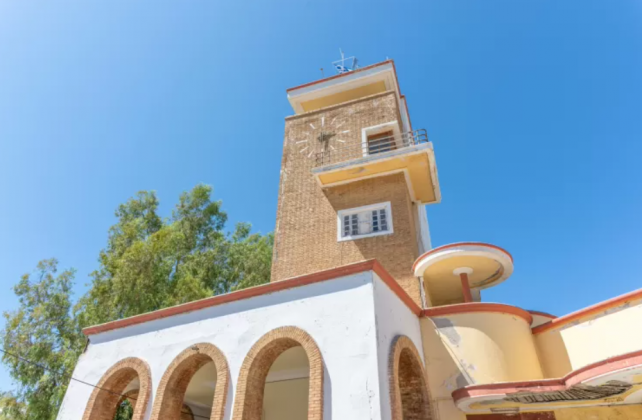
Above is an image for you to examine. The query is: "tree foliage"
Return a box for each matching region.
[1,260,83,420]
[114,399,133,420]
[76,184,273,327]
[1,185,273,418]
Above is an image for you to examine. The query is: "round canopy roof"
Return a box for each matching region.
[413,242,514,291]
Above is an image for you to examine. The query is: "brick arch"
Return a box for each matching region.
[149,343,229,420]
[232,326,324,420]
[389,335,432,420]
[82,357,151,420]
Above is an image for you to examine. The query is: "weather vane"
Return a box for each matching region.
[332,49,359,74]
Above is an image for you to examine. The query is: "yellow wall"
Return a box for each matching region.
[534,329,573,378]
[554,405,642,420]
[300,81,387,112]
[317,151,437,204]
[262,378,309,420]
[535,300,642,378]
[420,318,467,420]
[422,312,543,386]
[419,313,542,420]
[420,299,642,418]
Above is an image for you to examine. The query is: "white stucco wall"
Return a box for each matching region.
[57,270,425,420]
[371,272,424,420]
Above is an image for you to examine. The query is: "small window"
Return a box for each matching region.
[367,130,396,155]
[338,202,393,241]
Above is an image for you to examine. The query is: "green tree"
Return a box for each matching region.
[113,398,133,420]
[0,393,25,419]
[225,222,274,291]
[1,184,273,418]
[1,260,83,420]
[76,184,273,327]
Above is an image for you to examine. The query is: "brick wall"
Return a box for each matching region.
[272,91,422,304]
[389,335,432,420]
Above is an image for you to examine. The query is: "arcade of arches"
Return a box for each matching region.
[81,331,433,420]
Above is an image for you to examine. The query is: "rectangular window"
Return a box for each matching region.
[337,202,393,241]
[367,130,396,155]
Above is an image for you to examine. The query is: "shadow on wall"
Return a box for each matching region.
[324,364,333,420]
[420,318,475,392]
[534,327,577,378]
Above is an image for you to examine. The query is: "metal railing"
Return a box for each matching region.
[314,128,428,167]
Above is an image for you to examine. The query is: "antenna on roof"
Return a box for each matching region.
[332,49,359,74]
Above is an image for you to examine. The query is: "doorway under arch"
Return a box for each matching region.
[232,326,324,420]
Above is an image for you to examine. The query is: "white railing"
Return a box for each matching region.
[314,129,428,167]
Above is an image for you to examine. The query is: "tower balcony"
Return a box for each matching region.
[312,129,441,204]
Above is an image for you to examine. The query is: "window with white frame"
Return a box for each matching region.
[361,121,401,157]
[337,202,393,241]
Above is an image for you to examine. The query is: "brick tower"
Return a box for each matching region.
[271,59,441,305]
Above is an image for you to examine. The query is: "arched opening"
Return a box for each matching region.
[233,326,323,420]
[181,360,215,419]
[149,343,229,420]
[263,346,310,419]
[114,389,139,420]
[390,336,432,420]
[398,349,429,419]
[82,358,151,420]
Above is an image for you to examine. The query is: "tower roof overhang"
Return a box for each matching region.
[287,60,409,120]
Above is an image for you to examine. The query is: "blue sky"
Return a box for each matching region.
[0,0,641,391]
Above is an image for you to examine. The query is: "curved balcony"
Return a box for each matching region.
[422,303,543,386]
